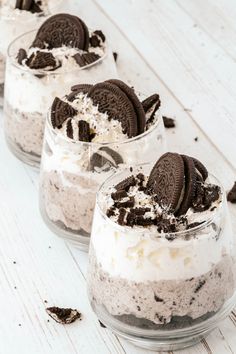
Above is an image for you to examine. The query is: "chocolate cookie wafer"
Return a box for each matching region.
[107,79,146,134]
[142,94,161,124]
[177,155,197,216]
[88,82,138,137]
[51,97,77,129]
[31,14,88,50]
[147,152,185,212]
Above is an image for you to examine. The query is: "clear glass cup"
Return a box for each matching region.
[0,0,63,105]
[87,164,236,351]
[39,110,166,251]
[4,29,117,167]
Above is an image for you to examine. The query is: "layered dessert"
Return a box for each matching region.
[39,80,165,246]
[0,0,61,103]
[4,13,117,165]
[88,152,236,330]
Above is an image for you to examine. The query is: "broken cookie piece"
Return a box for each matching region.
[46,306,82,324]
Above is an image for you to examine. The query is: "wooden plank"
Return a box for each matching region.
[176,0,236,59]
[95,0,236,169]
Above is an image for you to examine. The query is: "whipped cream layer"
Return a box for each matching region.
[58,92,127,143]
[5,31,116,113]
[91,202,233,282]
[42,104,164,179]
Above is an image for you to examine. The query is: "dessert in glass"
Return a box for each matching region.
[39,79,166,250]
[87,152,236,351]
[0,0,62,105]
[4,13,117,166]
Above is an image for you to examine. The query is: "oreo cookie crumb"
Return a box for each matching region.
[154,294,164,302]
[163,116,175,128]
[94,30,106,42]
[51,98,77,129]
[66,119,73,139]
[117,208,126,225]
[194,280,206,293]
[83,52,100,65]
[30,1,43,13]
[99,320,106,328]
[90,35,100,47]
[106,207,115,218]
[78,120,90,142]
[227,182,236,203]
[192,183,220,212]
[26,51,58,70]
[73,52,100,67]
[113,52,118,62]
[115,176,136,191]
[130,207,151,215]
[111,190,127,200]
[115,197,135,208]
[46,307,82,324]
[73,53,86,66]
[17,48,27,65]
[142,94,161,124]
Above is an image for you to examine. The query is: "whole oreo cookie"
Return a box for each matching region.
[32,14,88,50]
[177,155,197,216]
[88,82,138,137]
[51,97,78,129]
[107,79,146,134]
[147,152,185,212]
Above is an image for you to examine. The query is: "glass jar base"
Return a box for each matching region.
[90,294,236,352]
[5,134,41,168]
[40,202,90,252]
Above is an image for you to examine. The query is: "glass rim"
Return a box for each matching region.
[7,28,108,76]
[45,101,163,147]
[0,1,64,21]
[95,163,225,239]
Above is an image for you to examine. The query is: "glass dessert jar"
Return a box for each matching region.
[4,28,117,167]
[87,163,236,351]
[39,106,166,250]
[0,0,63,105]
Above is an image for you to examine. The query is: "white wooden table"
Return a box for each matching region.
[1,0,236,353]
